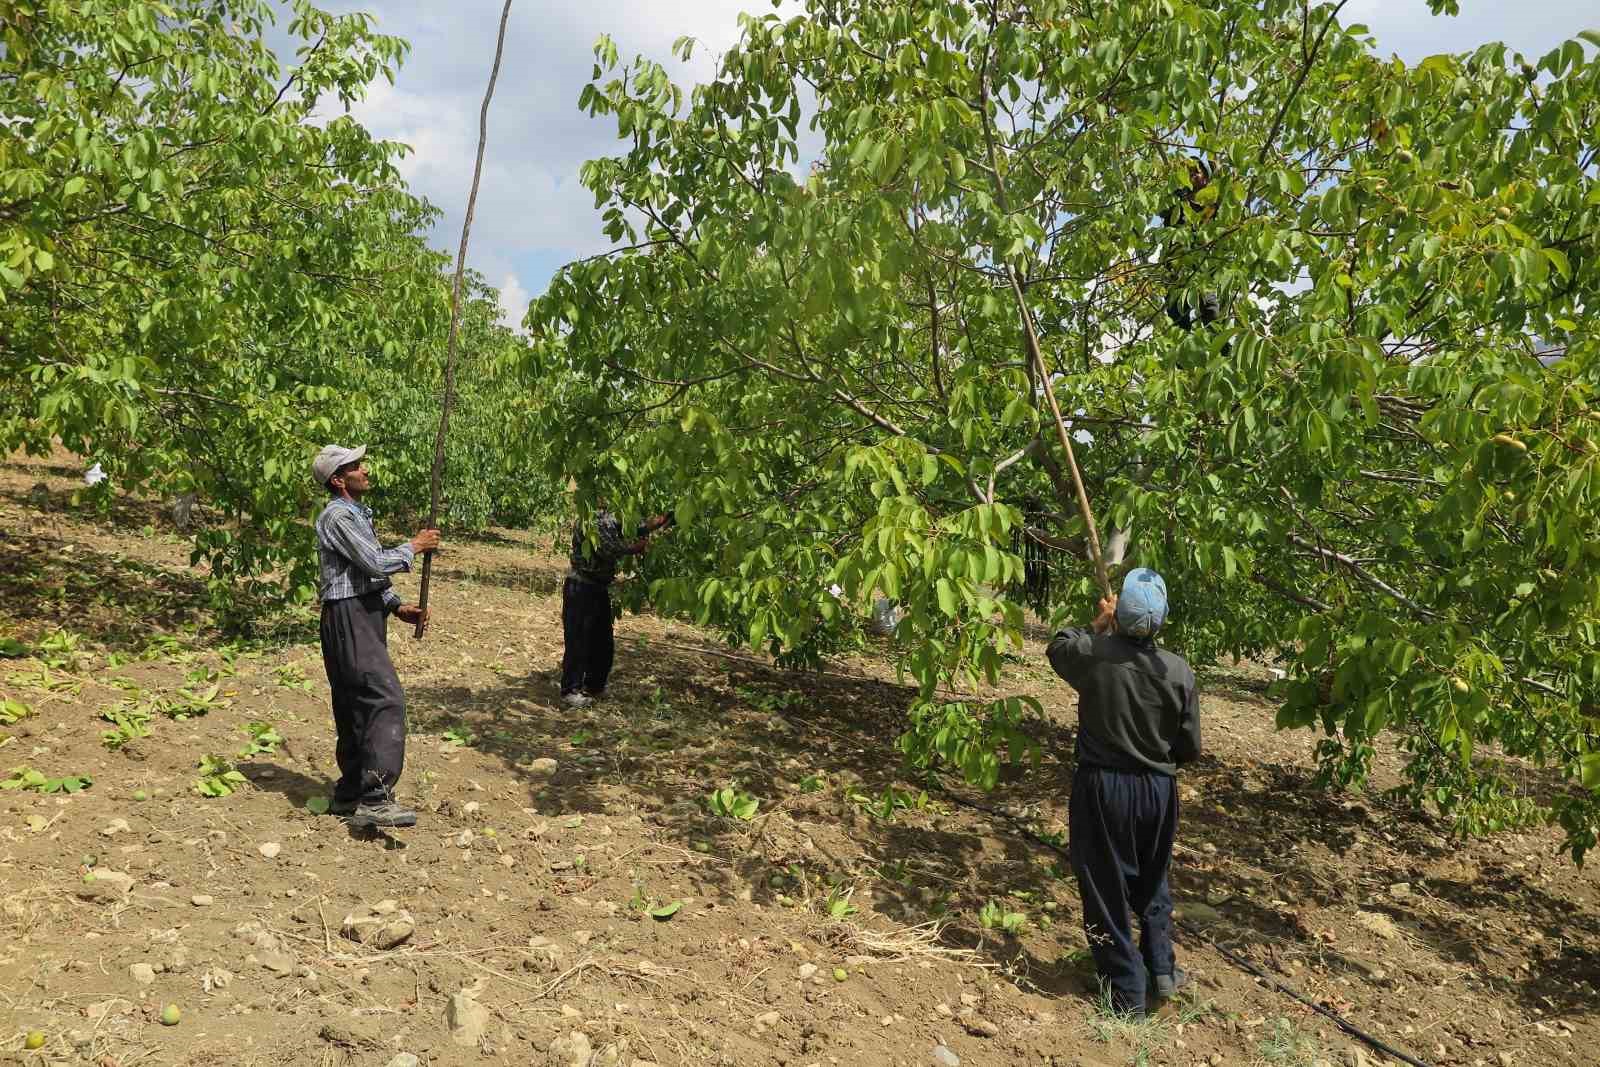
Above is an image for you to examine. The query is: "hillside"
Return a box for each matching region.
[1,450,1595,1067]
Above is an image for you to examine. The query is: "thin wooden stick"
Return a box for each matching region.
[415,0,515,638]
[1010,270,1111,597]
[976,39,1111,597]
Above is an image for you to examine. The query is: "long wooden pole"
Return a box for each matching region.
[1008,271,1112,598]
[415,0,514,638]
[975,41,1111,598]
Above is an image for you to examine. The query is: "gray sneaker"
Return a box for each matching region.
[327,796,360,817]
[562,691,594,708]
[349,800,417,829]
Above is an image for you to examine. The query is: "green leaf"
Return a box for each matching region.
[648,900,683,919]
[1583,753,1600,792]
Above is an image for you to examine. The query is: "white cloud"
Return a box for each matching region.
[496,272,530,334]
[310,0,1590,300]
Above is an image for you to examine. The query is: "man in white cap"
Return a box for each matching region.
[311,444,440,829]
[1047,567,1201,1017]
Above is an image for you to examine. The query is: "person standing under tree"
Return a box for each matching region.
[560,502,671,708]
[312,444,440,830]
[1047,568,1201,1016]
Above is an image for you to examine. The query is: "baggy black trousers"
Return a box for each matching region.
[320,592,407,805]
[1070,765,1178,1011]
[560,575,614,696]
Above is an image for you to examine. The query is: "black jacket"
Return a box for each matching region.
[1047,628,1201,776]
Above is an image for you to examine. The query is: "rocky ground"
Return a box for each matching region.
[0,449,1596,1067]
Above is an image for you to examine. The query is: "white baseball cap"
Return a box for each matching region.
[311,444,367,486]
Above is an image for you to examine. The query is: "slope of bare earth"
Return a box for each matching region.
[0,449,1595,1067]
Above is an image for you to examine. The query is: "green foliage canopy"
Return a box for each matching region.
[1,0,553,614]
[531,1,1600,858]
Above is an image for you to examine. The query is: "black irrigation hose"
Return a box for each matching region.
[929,784,1435,1067]
[1177,921,1434,1067]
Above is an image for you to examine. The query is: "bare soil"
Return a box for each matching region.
[1,449,1595,1067]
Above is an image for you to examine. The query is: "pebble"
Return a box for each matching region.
[548,1030,593,1067]
[129,963,156,986]
[260,950,295,975]
[190,895,213,907]
[797,963,818,980]
[931,1045,960,1067]
[447,991,492,1047]
[526,757,559,776]
[386,1056,420,1067]
[78,870,135,901]
[1389,882,1411,899]
[258,842,281,859]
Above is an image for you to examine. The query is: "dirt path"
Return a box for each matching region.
[1,450,1595,1067]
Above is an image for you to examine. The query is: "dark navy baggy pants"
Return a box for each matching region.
[320,592,407,805]
[1070,765,1178,1012]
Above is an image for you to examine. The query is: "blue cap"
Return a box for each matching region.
[1116,568,1168,637]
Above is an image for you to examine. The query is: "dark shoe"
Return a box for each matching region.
[327,796,359,817]
[1151,968,1191,1000]
[1108,993,1147,1018]
[349,800,417,829]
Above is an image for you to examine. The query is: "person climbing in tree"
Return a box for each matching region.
[1047,568,1202,1017]
[559,500,673,708]
[1162,157,1222,333]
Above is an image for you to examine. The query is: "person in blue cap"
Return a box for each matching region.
[1047,567,1202,1016]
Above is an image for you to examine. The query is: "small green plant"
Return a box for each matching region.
[239,721,284,756]
[705,786,760,820]
[185,664,221,686]
[1,765,93,794]
[1085,982,1170,1064]
[570,727,594,747]
[272,662,314,691]
[735,685,804,714]
[848,784,929,822]
[195,755,247,797]
[101,703,153,750]
[626,885,682,919]
[140,633,189,662]
[158,684,228,721]
[13,665,83,695]
[822,884,859,920]
[0,698,33,725]
[798,772,826,793]
[441,725,476,748]
[875,857,911,884]
[978,899,1028,935]
[1258,1016,1319,1066]
[0,636,30,658]
[37,629,87,671]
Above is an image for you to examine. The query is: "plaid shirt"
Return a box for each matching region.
[315,497,414,611]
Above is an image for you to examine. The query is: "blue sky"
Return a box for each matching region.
[313,1,1598,326]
